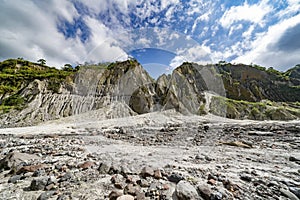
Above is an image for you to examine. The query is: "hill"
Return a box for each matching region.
[0,58,299,127]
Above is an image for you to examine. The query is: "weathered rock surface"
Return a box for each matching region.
[0,151,39,171]
[1,60,299,128]
[176,180,200,200]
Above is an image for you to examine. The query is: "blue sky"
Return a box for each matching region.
[0,0,300,78]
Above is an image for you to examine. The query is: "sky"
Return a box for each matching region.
[0,0,300,78]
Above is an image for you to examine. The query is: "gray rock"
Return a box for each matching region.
[140,166,154,178]
[111,174,124,184]
[37,191,56,200]
[99,162,111,174]
[137,179,150,187]
[240,174,252,182]
[116,195,135,200]
[176,180,200,200]
[211,192,223,200]
[56,194,71,200]
[48,176,58,185]
[30,176,49,191]
[59,172,74,182]
[168,173,184,183]
[8,175,22,183]
[197,185,212,200]
[280,188,299,200]
[289,187,300,199]
[0,151,39,171]
[109,190,123,200]
[289,156,300,162]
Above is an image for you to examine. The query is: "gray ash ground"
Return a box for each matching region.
[0,121,299,200]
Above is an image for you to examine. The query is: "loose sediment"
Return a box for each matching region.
[0,113,299,199]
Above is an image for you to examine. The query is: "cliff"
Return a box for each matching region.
[0,59,299,127]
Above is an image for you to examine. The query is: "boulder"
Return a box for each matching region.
[176,180,200,200]
[0,151,39,171]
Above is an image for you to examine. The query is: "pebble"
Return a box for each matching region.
[8,175,22,184]
[141,166,154,178]
[198,185,212,200]
[78,161,95,170]
[168,173,184,183]
[30,176,49,191]
[109,190,123,200]
[37,191,56,200]
[240,174,252,182]
[153,169,162,179]
[98,162,111,174]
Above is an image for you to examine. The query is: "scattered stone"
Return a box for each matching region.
[154,169,162,179]
[289,156,300,162]
[204,156,213,162]
[124,183,139,196]
[207,179,216,185]
[198,185,212,200]
[240,174,252,182]
[78,161,95,170]
[176,180,199,200]
[0,151,39,171]
[121,165,132,176]
[59,172,74,182]
[211,192,223,200]
[137,179,150,187]
[109,190,123,200]
[223,180,239,192]
[33,169,46,177]
[111,174,124,184]
[17,164,46,174]
[289,187,300,199]
[116,194,135,200]
[8,175,22,184]
[219,141,252,148]
[37,191,56,200]
[280,188,299,200]
[47,176,57,185]
[30,176,49,191]
[168,173,184,183]
[140,166,154,178]
[98,162,111,174]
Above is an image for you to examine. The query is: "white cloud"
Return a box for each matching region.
[79,0,136,15]
[228,24,243,36]
[277,0,300,18]
[242,25,255,38]
[0,0,86,67]
[233,14,300,70]
[0,0,129,68]
[161,0,179,10]
[169,45,212,69]
[220,0,272,28]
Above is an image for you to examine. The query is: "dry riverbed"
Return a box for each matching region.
[0,112,299,200]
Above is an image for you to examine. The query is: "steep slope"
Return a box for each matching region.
[216,63,300,102]
[0,59,154,127]
[0,59,299,127]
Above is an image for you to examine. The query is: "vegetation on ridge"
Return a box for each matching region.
[0,58,76,112]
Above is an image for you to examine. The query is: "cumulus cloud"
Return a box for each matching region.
[220,0,272,28]
[233,14,300,70]
[0,0,130,67]
[169,45,212,69]
[0,0,85,67]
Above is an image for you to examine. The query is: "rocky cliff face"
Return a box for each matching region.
[0,59,154,127]
[0,59,299,127]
